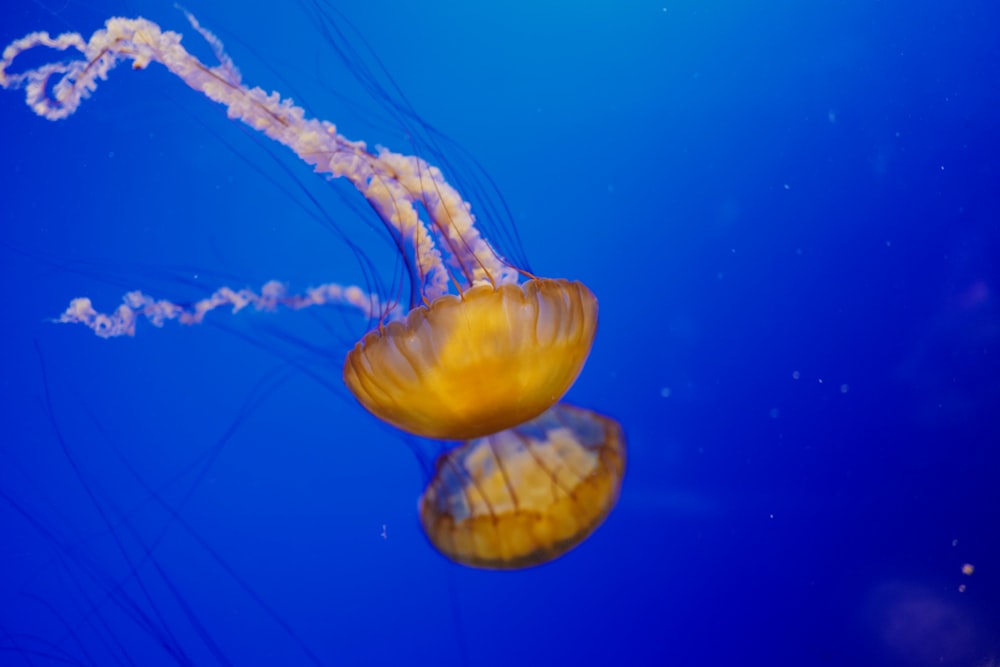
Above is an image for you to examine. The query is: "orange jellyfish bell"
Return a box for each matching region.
[343,278,598,440]
[418,403,625,569]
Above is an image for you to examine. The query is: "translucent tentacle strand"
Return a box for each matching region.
[0,15,518,297]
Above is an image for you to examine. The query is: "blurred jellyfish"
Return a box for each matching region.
[420,403,625,569]
[863,581,982,666]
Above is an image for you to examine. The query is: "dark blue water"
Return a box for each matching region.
[2,1,998,665]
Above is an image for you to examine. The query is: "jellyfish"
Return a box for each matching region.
[0,14,597,441]
[420,403,626,569]
[0,11,624,571]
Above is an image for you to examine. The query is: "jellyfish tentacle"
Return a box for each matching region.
[0,15,523,297]
[180,10,241,86]
[0,30,88,117]
[56,280,395,338]
[377,151,518,289]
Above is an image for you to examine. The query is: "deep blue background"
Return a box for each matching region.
[1,1,998,665]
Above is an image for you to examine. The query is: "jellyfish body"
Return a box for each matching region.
[419,403,625,569]
[344,279,598,440]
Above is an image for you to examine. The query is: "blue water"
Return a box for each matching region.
[2,1,998,665]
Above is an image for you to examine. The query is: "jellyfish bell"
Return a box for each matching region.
[419,403,626,569]
[344,278,598,440]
